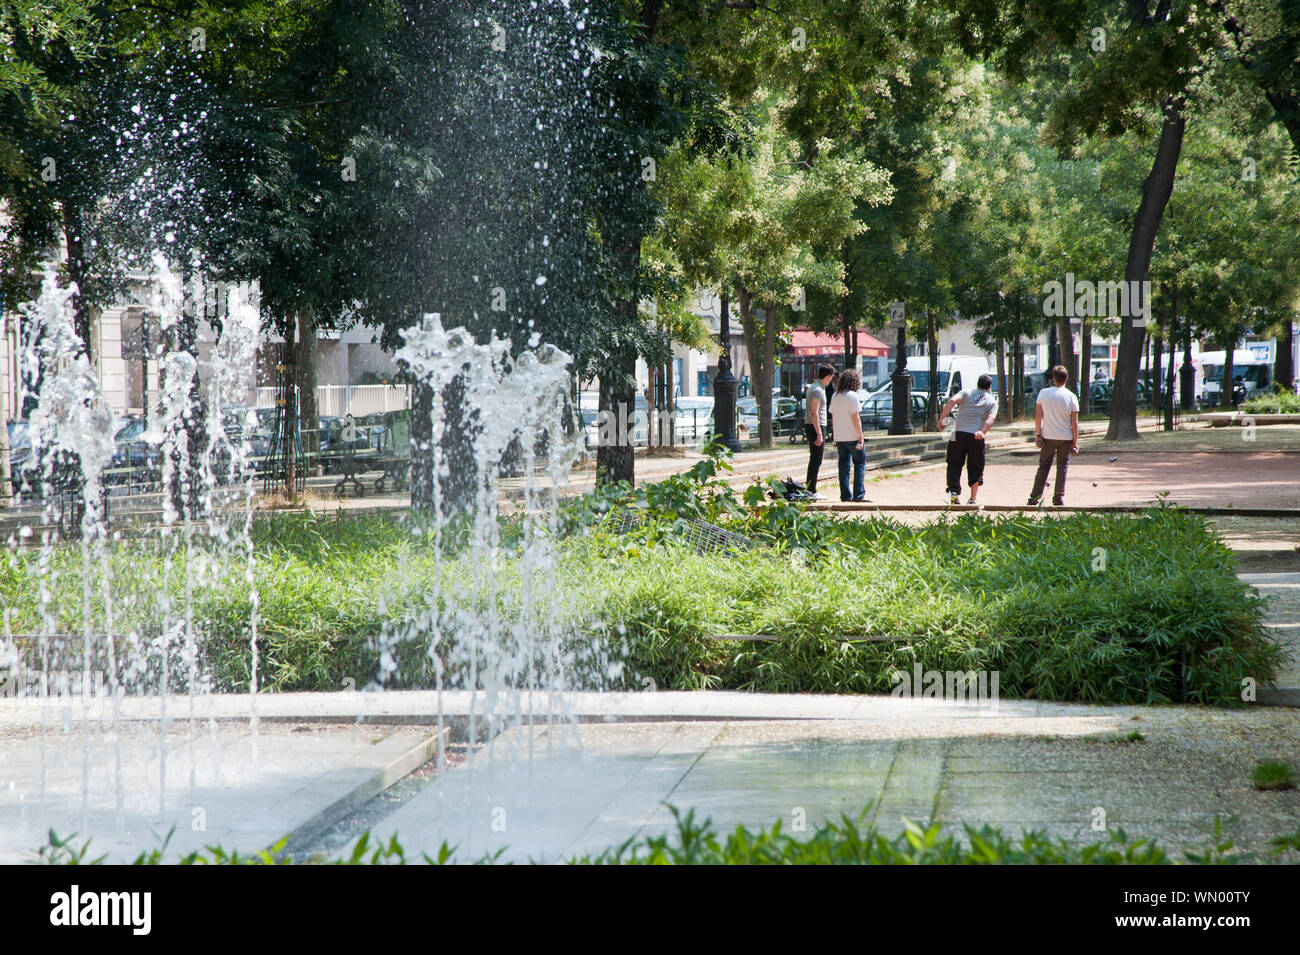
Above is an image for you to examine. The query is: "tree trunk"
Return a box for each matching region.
[591,0,660,486]
[1276,318,1294,394]
[410,380,434,510]
[737,287,775,448]
[995,340,1008,423]
[925,314,939,430]
[62,204,94,360]
[646,362,657,450]
[407,368,482,514]
[439,373,478,513]
[842,310,853,370]
[1016,345,1025,420]
[596,344,637,487]
[1080,320,1092,413]
[296,309,320,469]
[1011,335,1022,418]
[596,223,640,486]
[666,357,674,448]
[1151,330,1164,418]
[1107,96,1185,439]
[1057,317,1077,391]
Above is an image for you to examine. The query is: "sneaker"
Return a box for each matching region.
[1026,497,1041,506]
[808,492,823,501]
[1052,499,1064,507]
[967,497,977,505]
[948,492,959,504]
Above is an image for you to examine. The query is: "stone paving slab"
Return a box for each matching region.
[358,705,1300,863]
[0,721,437,863]
[1240,572,1300,689]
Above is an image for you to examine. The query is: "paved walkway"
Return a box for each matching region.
[2,420,1296,863]
[0,721,436,863]
[363,704,1300,863]
[4,682,1296,863]
[1244,572,1300,690]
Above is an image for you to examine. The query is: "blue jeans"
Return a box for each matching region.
[836,441,865,501]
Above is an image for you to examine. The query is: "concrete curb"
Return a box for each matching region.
[274,727,446,857]
[1204,413,1300,428]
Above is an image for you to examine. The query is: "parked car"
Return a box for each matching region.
[1089,378,1152,413]
[857,390,929,430]
[5,420,36,493]
[219,406,273,470]
[877,356,993,403]
[671,397,715,442]
[4,419,85,497]
[104,415,161,487]
[736,395,800,438]
[110,416,159,469]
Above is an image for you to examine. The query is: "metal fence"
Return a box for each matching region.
[254,384,411,418]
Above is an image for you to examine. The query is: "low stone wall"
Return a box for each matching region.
[1202,413,1300,428]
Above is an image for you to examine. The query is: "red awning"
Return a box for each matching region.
[784,329,890,358]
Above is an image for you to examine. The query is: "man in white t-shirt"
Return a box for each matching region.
[1028,365,1080,506]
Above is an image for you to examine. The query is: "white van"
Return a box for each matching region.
[1199,350,1273,405]
[865,355,992,402]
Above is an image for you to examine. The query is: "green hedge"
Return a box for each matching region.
[36,807,1300,864]
[579,508,1277,704]
[1240,390,1300,414]
[0,486,1281,704]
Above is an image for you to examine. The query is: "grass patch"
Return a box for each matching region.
[1251,760,1295,791]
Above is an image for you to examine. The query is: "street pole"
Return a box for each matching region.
[1048,320,1060,369]
[1179,323,1195,410]
[712,290,741,452]
[888,305,913,436]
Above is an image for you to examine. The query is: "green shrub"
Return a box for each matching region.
[580,507,1279,704]
[35,807,1299,865]
[1240,390,1300,415]
[0,460,1281,704]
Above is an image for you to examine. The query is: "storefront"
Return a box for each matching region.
[779,328,892,395]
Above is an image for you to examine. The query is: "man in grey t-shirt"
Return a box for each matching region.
[938,374,998,505]
[803,364,835,495]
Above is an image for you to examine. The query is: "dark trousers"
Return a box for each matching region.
[945,431,986,494]
[836,441,866,501]
[1031,439,1072,504]
[804,424,824,491]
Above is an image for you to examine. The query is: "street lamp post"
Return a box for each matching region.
[712,291,741,452]
[1179,327,1195,411]
[888,304,913,436]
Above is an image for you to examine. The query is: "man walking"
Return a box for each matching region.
[804,363,835,497]
[1028,364,1080,507]
[938,373,997,505]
